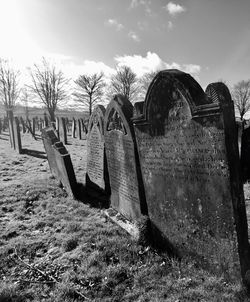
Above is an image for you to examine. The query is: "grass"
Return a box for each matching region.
[0,178,249,301]
[0,131,250,302]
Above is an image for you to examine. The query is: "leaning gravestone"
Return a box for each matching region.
[133,69,250,285]
[86,105,110,195]
[104,95,147,221]
[41,127,60,177]
[42,128,77,198]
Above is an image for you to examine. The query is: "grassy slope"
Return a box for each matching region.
[0,132,249,301]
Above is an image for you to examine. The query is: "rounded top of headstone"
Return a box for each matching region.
[205,82,232,105]
[146,69,207,107]
[106,94,133,120]
[104,94,134,136]
[88,104,106,134]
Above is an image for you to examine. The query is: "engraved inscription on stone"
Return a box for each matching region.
[105,130,140,209]
[87,123,104,189]
[137,121,229,183]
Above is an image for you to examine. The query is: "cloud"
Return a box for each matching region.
[114,52,201,78]
[165,2,186,16]
[105,19,124,31]
[129,0,153,16]
[128,31,140,42]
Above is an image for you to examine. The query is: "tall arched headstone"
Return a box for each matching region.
[86,105,110,195]
[133,70,250,285]
[104,95,147,221]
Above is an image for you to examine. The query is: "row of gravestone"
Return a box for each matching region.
[84,70,250,287]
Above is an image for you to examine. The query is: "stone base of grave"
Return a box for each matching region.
[104,208,150,244]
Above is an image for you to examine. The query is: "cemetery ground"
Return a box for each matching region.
[0,132,250,302]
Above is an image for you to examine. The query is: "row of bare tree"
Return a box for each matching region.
[0,57,250,122]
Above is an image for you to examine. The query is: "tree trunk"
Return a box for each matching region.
[48,108,55,123]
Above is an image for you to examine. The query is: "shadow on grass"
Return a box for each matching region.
[22,148,47,159]
[74,182,110,209]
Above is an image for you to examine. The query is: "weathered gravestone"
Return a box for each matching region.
[13,117,22,154]
[42,127,77,198]
[86,105,110,195]
[7,110,15,149]
[71,118,76,138]
[104,95,147,221]
[41,127,60,177]
[133,69,250,285]
[58,117,67,145]
[80,118,87,140]
[77,119,82,140]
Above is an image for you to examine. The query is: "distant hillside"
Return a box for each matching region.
[0,103,89,120]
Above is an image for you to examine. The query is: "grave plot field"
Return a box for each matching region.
[0,130,250,301]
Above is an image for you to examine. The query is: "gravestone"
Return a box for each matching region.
[80,118,87,140]
[13,117,22,154]
[7,110,15,149]
[59,117,67,145]
[55,117,60,137]
[71,118,76,138]
[32,118,36,135]
[53,141,78,198]
[42,128,77,198]
[133,69,250,285]
[86,105,110,195]
[104,95,147,221]
[77,119,82,140]
[41,127,60,177]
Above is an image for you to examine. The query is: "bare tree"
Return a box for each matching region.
[232,80,250,120]
[28,57,68,122]
[109,66,139,103]
[139,71,158,100]
[73,72,105,116]
[0,58,20,115]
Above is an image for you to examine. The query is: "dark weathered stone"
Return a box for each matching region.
[77,119,82,140]
[32,118,36,135]
[53,141,78,197]
[86,105,110,196]
[133,69,250,285]
[104,94,147,222]
[13,117,22,154]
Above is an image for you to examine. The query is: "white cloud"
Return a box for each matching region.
[128,31,140,42]
[114,52,201,78]
[165,2,186,16]
[129,0,153,16]
[105,19,124,31]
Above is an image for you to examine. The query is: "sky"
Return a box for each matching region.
[0,0,250,103]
